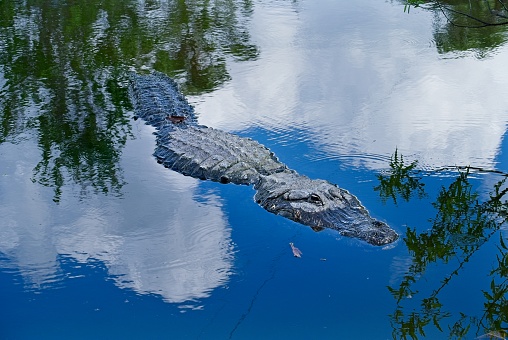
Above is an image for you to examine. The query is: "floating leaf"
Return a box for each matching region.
[289,242,302,258]
[500,234,507,250]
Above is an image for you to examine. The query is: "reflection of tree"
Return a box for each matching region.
[1,2,133,201]
[374,149,426,204]
[379,152,508,339]
[126,0,258,93]
[403,0,508,56]
[0,0,258,201]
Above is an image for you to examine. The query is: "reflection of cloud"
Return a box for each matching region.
[193,2,508,170]
[389,256,413,287]
[107,206,233,303]
[0,141,59,288]
[0,126,233,303]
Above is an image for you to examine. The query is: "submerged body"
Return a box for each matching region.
[129,72,398,246]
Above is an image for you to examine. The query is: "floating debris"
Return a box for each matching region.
[289,242,302,258]
[167,115,186,123]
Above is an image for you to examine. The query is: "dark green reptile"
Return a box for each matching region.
[129,72,398,246]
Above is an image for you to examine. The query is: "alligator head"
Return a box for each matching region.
[254,171,398,246]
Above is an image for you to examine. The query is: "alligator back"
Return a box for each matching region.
[154,125,286,185]
[130,72,287,185]
[130,72,197,129]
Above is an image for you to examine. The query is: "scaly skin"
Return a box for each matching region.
[254,172,398,246]
[129,72,398,246]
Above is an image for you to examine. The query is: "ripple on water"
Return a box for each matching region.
[0,258,67,292]
[307,152,393,170]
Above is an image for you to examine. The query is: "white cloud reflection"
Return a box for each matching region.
[194,1,508,170]
[0,126,233,303]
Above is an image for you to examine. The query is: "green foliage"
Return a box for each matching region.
[382,150,508,339]
[402,0,508,57]
[0,0,259,201]
[375,149,426,205]
[404,0,428,13]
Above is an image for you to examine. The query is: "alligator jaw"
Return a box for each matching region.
[336,218,398,246]
[255,172,398,246]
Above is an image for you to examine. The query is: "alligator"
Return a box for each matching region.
[129,72,398,246]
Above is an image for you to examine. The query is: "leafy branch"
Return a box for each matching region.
[405,0,508,28]
[381,149,508,339]
[375,149,426,205]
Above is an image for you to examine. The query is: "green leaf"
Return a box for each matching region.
[500,234,507,250]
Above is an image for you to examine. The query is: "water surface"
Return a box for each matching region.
[1,0,508,338]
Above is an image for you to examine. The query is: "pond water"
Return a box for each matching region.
[1,0,508,339]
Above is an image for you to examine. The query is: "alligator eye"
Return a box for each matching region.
[309,193,323,205]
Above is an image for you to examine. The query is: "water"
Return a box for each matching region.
[2,0,508,339]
